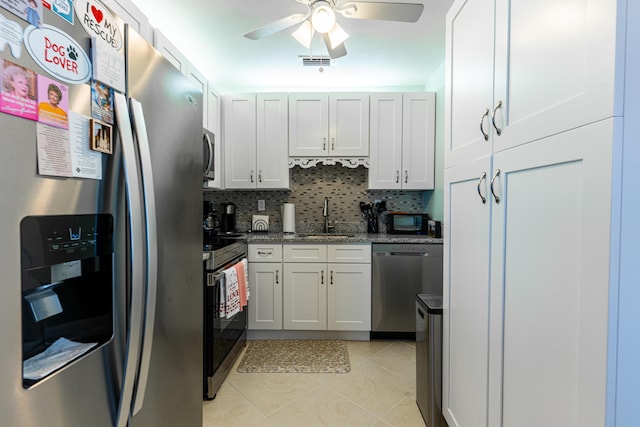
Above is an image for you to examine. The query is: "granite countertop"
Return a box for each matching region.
[244,232,443,245]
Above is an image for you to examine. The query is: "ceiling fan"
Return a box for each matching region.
[243,0,424,59]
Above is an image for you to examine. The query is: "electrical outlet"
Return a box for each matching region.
[258,200,265,211]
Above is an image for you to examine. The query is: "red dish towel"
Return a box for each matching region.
[234,258,249,309]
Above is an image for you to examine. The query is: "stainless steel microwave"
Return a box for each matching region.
[386,213,429,234]
[203,128,215,180]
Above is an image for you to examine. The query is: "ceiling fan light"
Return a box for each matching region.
[292,20,315,48]
[327,22,349,49]
[311,3,336,33]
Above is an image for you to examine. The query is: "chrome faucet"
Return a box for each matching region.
[323,197,333,233]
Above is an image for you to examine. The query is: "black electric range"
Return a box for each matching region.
[203,232,247,269]
[202,231,248,400]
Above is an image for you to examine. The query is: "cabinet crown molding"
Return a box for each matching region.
[288,158,370,169]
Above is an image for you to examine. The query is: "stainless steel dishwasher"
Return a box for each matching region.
[371,243,443,339]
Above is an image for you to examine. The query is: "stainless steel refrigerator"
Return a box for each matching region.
[0,5,203,427]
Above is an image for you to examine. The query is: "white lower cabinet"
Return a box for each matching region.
[283,244,371,331]
[443,120,616,427]
[248,244,283,330]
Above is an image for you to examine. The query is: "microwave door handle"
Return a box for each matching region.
[205,132,214,180]
[129,99,159,415]
[113,93,146,427]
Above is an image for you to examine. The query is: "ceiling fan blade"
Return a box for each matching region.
[337,2,424,22]
[322,33,347,59]
[244,13,309,40]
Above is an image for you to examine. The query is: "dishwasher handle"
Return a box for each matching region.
[373,251,434,257]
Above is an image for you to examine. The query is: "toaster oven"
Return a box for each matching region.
[386,213,430,235]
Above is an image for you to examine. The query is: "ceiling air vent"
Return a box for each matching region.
[300,56,332,67]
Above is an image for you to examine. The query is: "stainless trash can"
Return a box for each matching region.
[416,294,447,427]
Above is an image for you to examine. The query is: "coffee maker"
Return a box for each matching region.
[220,202,236,233]
[203,201,220,245]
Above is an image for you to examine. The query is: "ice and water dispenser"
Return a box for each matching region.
[20,214,114,387]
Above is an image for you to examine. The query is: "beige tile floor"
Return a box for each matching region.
[203,340,426,427]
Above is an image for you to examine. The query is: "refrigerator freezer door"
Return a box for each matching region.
[0,7,128,427]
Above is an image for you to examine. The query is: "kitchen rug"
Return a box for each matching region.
[237,339,350,374]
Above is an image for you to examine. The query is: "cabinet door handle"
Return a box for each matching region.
[490,169,501,204]
[331,137,335,151]
[257,250,273,256]
[480,108,490,141]
[276,269,279,285]
[323,137,326,151]
[330,271,334,285]
[321,270,324,285]
[250,170,254,183]
[492,100,503,136]
[396,170,400,183]
[405,170,408,184]
[477,171,487,204]
[258,170,263,183]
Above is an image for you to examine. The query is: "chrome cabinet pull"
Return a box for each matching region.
[258,170,263,183]
[321,270,324,285]
[257,250,273,256]
[250,170,254,183]
[477,172,487,204]
[330,271,334,285]
[404,170,408,184]
[480,108,490,141]
[490,169,501,203]
[492,100,503,136]
[331,137,335,151]
[395,170,400,183]
[276,269,279,284]
[323,137,326,151]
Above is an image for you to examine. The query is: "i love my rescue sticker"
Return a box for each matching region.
[74,0,123,51]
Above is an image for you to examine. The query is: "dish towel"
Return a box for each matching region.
[219,258,250,319]
[235,258,250,308]
[222,265,241,319]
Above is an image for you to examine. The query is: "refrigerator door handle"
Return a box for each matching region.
[113,93,146,427]
[129,98,159,415]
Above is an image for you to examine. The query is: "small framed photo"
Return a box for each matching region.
[90,118,113,154]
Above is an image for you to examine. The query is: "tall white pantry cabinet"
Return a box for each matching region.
[443,1,640,427]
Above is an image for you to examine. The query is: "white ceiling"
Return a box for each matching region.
[128,0,453,93]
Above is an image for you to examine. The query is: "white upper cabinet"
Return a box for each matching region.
[223,94,256,189]
[153,29,211,128]
[289,93,369,157]
[153,29,189,74]
[369,92,436,190]
[223,94,289,190]
[204,88,222,189]
[185,66,208,128]
[256,93,290,189]
[444,0,621,168]
[105,0,153,43]
[491,0,620,153]
[207,87,221,136]
[444,0,495,168]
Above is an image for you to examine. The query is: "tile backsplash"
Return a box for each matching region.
[204,165,428,233]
